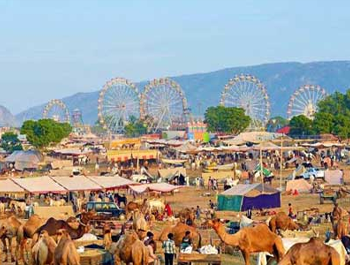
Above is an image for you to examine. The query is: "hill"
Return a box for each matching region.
[16,61,350,125]
[0,105,18,127]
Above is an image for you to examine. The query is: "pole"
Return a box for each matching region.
[280,138,283,191]
[260,145,264,192]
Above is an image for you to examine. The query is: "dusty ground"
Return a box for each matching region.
[1,164,349,265]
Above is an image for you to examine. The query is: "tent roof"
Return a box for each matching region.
[5,150,43,163]
[12,176,67,193]
[158,167,186,178]
[325,170,344,185]
[0,179,25,193]
[51,176,102,191]
[223,132,289,145]
[286,179,312,193]
[53,148,91,156]
[221,183,279,196]
[129,183,179,194]
[87,176,136,189]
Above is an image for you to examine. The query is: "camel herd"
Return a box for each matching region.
[0,199,348,265]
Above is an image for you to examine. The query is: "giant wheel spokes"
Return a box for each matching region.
[43,99,70,123]
[140,78,189,132]
[287,84,327,119]
[220,74,270,130]
[98,77,140,134]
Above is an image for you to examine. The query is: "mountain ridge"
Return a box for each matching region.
[15,60,350,125]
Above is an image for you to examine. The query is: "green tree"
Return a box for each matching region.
[267,116,289,132]
[289,115,315,137]
[0,132,23,152]
[204,106,251,134]
[311,89,350,139]
[20,119,72,148]
[124,116,148,137]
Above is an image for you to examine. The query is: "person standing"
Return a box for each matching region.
[162,233,176,265]
[195,205,201,220]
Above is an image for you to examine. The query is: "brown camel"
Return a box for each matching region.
[206,219,285,265]
[125,199,148,219]
[176,208,195,225]
[132,210,149,232]
[54,229,80,265]
[158,222,202,249]
[114,231,149,265]
[278,237,340,265]
[34,218,89,240]
[32,230,57,265]
[0,216,22,262]
[17,214,45,264]
[333,219,348,240]
[269,212,300,234]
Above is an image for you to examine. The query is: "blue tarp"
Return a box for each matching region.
[241,193,281,211]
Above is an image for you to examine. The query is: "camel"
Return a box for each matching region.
[147,199,165,213]
[34,218,89,241]
[132,210,149,232]
[125,199,148,219]
[176,208,195,225]
[114,231,149,265]
[31,230,57,265]
[0,216,22,262]
[0,202,5,215]
[9,201,26,216]
[49,199,66,207]
[54,229,80,265]
[17,214,45,264]
[158,222,202,249]
[278,237,340,265]
[206,219,284,265]
[269,212,300,234]
[333,219,348,240]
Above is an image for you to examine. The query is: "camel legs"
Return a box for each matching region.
[242,250,250,265]
[1,237,14,263]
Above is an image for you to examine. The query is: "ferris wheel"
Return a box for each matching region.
[42,99,70,123]
[98,77,140,133]
[220,74,270,130]
[287,84,327,119]
[140,78,190,131]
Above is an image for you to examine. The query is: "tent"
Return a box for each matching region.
[5,150,43,171]
[325,170,344,185]
[158,167,187,179]
[51,176,102,191]
[87,176,136,189]
[286,179,312,193]
[217,183,281,212]
[223,132,289,145]
[12,176,67,194]
[0,179,25,193]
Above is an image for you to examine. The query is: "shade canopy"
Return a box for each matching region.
[12,176,67,194]
[87,176,136,189]
[0,179,25,193]
[51,176,102,191]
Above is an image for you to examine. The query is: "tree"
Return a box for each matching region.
[124,116,148,137]
[20,119,72,148]
[204,106,251,134]
[266,116,289,132]
[311,89,350,139]
[289,115,315,137]
[0,132,23,152]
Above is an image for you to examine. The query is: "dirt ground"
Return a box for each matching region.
[1,164,349,265]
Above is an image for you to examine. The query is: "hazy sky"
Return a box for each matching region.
[1,0,350,114]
